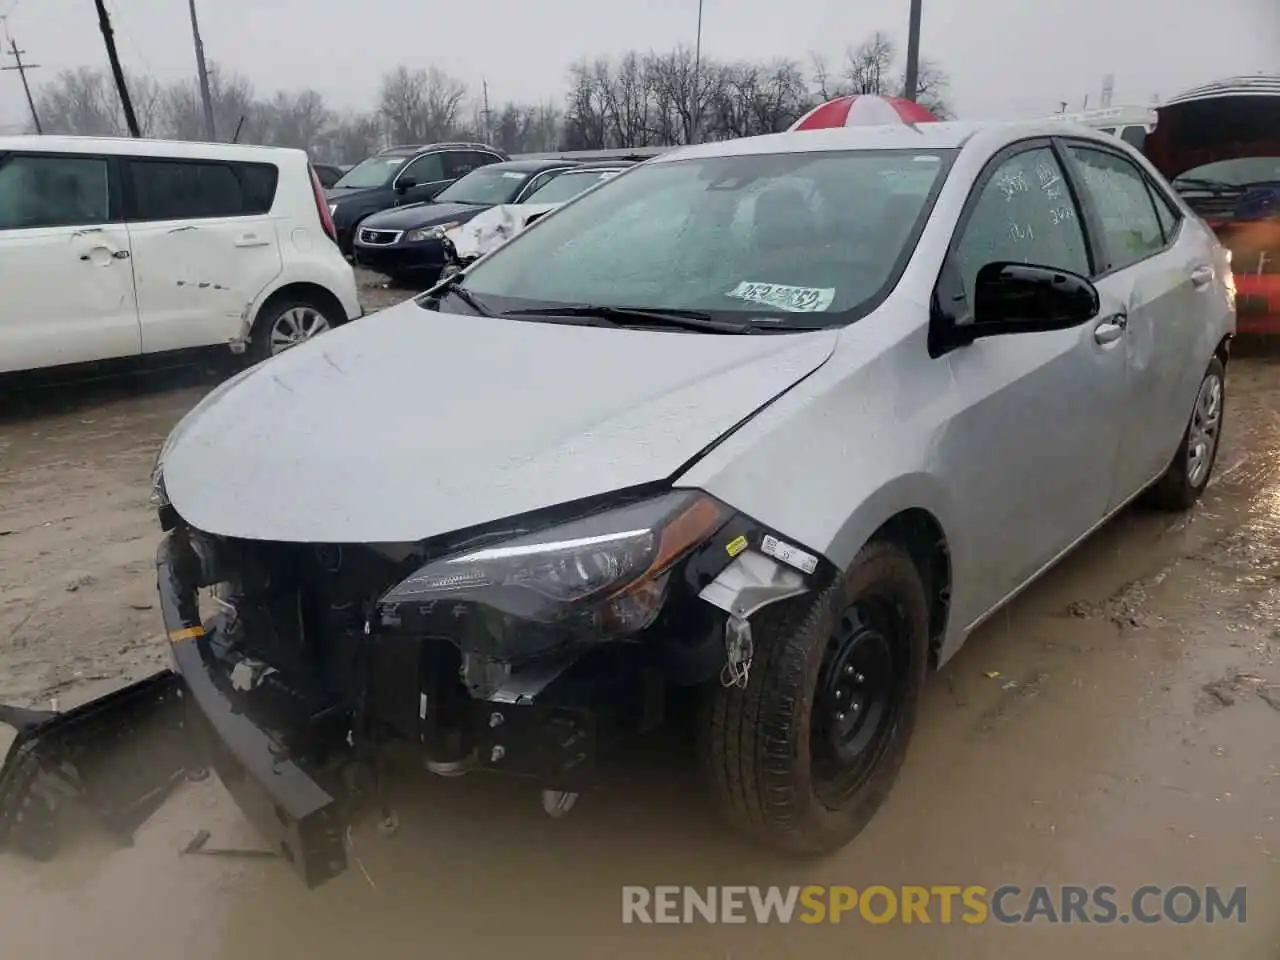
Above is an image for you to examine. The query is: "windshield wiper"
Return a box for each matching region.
[500,304,755,334]
[419,274,492,316]
[1173,176,1240,193]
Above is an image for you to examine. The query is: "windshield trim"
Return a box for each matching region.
[427,147,961,332]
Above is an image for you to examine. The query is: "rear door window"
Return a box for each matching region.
[445,151,501,179]
[0,154,112,229]
[1067,146,1165,271]
[126,159,278,221]
[1147,180,1183,243]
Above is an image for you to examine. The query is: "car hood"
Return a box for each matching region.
[361,202,487,232]
[446,203,561,259]
[325,185,385,205]
[161,302,839,543]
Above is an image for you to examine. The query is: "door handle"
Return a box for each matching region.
[234,235,270,248]
[1093,313,1127,345]
[79,248,130,262]
[1190,264,1214,289]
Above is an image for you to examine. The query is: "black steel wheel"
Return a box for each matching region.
[701,539,929,855]
[810,599,909,809]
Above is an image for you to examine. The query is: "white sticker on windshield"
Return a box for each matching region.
[385,158,405,166]
[727,281,835,313]
[501,171,528,179]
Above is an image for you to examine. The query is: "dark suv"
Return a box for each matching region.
[324,142,508,253]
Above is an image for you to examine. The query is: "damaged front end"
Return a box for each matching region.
[1,487,832,888]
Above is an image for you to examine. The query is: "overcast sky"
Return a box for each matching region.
[1,0,1277,131]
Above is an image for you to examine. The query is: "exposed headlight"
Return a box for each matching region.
[404,221,460,243]
[380,491,728,658]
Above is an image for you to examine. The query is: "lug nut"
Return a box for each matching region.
[854,672,864,683]
[489,712,504,728]
[836,712,846,722]
[490,745,505,762]
[844,665,854,676]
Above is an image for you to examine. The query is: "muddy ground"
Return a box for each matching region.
[0,312,1277,957]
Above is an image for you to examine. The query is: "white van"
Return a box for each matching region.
[0,136,361,374]
[1040,105,1158,151]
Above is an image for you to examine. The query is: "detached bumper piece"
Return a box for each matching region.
[0,671,189,861]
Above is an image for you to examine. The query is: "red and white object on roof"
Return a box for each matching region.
[789,95,938,131]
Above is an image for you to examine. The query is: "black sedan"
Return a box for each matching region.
[351,158,582,283]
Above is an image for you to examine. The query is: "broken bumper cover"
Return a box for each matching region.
[0,671,189,862]
[156,532,349,888]
[168,636,348,887]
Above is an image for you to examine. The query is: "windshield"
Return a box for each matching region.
[1175,157,1280,189]
[332,155,408,189]
[523,168,626,204]
[458,148,953,327]
[435,168,530,205]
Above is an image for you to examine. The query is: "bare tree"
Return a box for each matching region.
[259,89,332,152]
[562,58,610,150]
[318,112,383,164]
[378,66,468,144]
[898,59,952,119]
[810,31,952,118]
[160,63,257,141]
[26,30,951,155]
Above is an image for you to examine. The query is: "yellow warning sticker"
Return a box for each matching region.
[725,535,748,557]
[168,625,205,643]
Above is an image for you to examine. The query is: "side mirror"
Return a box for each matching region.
[395,176,417,193]
[969,261,1099,334]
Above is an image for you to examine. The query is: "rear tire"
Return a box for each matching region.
[246,296,340,365]
[700,540,929,854]
[1143,357,1225,511]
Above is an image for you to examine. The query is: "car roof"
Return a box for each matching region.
[477,158,582,174]
[379,142,503,157]
[0,134,307,162]
[649,119,1118,163]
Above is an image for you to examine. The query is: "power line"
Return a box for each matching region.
[1,34,41,133]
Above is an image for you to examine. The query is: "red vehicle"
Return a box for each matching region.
[1145,75,1280,334]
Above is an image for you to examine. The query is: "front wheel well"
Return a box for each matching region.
[868,508,951,668]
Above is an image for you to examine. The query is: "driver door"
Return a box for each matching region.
[938,142,1128,618]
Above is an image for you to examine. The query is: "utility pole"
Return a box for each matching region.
[690,0,703,143]
[1,36,41,134]
[902,0,923,102]
[187,0,216,141]
[94,0,140,137]
[481,78,492,143]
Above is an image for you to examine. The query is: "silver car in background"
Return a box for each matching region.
[148,118,1233,881]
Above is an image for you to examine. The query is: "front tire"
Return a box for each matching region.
[700,539,929,854]
[1143,357,1225,511]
